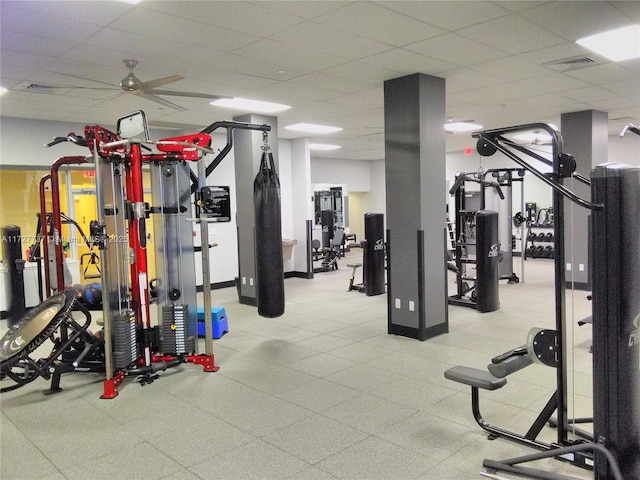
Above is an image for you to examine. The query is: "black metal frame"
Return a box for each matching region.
[470,123,618,480]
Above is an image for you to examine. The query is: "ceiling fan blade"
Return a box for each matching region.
[135,92,186,112]
[137,75,184,91]
[50,71,120,89]
[145,89,229,100]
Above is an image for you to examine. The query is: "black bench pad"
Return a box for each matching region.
[444,366,507,391]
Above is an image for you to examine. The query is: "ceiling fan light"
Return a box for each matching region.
[210,97,291,113]
[285,123,343,134]
[444,121,483,133]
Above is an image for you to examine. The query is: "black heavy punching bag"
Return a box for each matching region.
[254,148,285,317]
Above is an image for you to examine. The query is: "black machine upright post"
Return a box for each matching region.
[591,163,640,480]
[363,213,385,296]
[1,225,27,327]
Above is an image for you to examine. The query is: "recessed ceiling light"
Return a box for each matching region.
[309,143,342,151]
[444,121,483,133]
[576,24,640,62]
[210,97,291,114]
[285,123,343,134]
[0,87,7,96]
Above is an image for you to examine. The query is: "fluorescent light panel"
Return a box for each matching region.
[444,121,483,133]
[576,24,640,62]
[309,143,341,151]
[210,97,291,113]
[285,123,343,134]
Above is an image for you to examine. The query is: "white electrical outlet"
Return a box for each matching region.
[579,264,584,272]
[242,276,247,284]
[395,298,401,309]
[409,301,415,312]
[249,278,254,286]
[566,263,572,271]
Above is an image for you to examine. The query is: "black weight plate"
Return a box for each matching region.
[0,290,75,367]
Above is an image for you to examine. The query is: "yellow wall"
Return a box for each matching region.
[0,169,51,261]
[1,168,155,281]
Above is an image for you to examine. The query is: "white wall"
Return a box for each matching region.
[608,132,640,166]
[310,157,371,192]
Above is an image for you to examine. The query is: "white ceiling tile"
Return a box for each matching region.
[611,0,640,22]
[314,2,445,47]
[270,21,393,59]
[518,43,603,66]
[233,39,350,72]
[288,72,378,95]
[405,33,510,67]
[0,50,56,73]
[600,78,640,97]
[589,94,640,111]
[0,5,103,44]
[251,1,352,20]
[560,86,620,103]
[142,1,305,37]
[443,68,505,93]
[321,61,403,85]
[472,56,552,82]
[564,63,638,86]
[259,81,342,102]
[520,73,592,94]
[361,48,458,76]
[457,15,566,55]
[380,1,510,31]
[519,1,632,41]
[0,0,638,158]
[2,0,132,26]
[107,8,261,52]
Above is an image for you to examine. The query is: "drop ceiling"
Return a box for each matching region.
[0,0,638,160]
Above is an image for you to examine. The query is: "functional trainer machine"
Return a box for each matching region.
[0,111,274,398]
[448,174,502,312]
[444,122,639,479]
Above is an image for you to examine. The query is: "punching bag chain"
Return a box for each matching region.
[262,131,270,153]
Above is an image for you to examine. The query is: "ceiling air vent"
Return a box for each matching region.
[543,55,601,72]
[16,82,73,94]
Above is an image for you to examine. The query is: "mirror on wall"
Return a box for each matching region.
[313,184,348,228]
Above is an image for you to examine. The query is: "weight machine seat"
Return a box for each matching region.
[444,366,506,391]
[347,263,362,269]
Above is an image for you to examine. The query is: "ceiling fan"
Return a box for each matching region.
[25,59,227,112]
[113,59,226,111]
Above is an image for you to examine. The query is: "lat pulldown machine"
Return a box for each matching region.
[445,122,639,479]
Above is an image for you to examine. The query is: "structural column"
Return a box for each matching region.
[560,110,608,290]
[233,113,279,306]
[384,73,448,340]
[290,138,314,278]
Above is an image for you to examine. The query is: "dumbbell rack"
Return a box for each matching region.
[524,222,554,259]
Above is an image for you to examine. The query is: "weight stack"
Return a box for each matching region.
[363,213,385,296]
[591,163,640,480]
[320,209,335,249]
[112,310,138,369]
[160,304,195,355]
[475,210,500,313]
